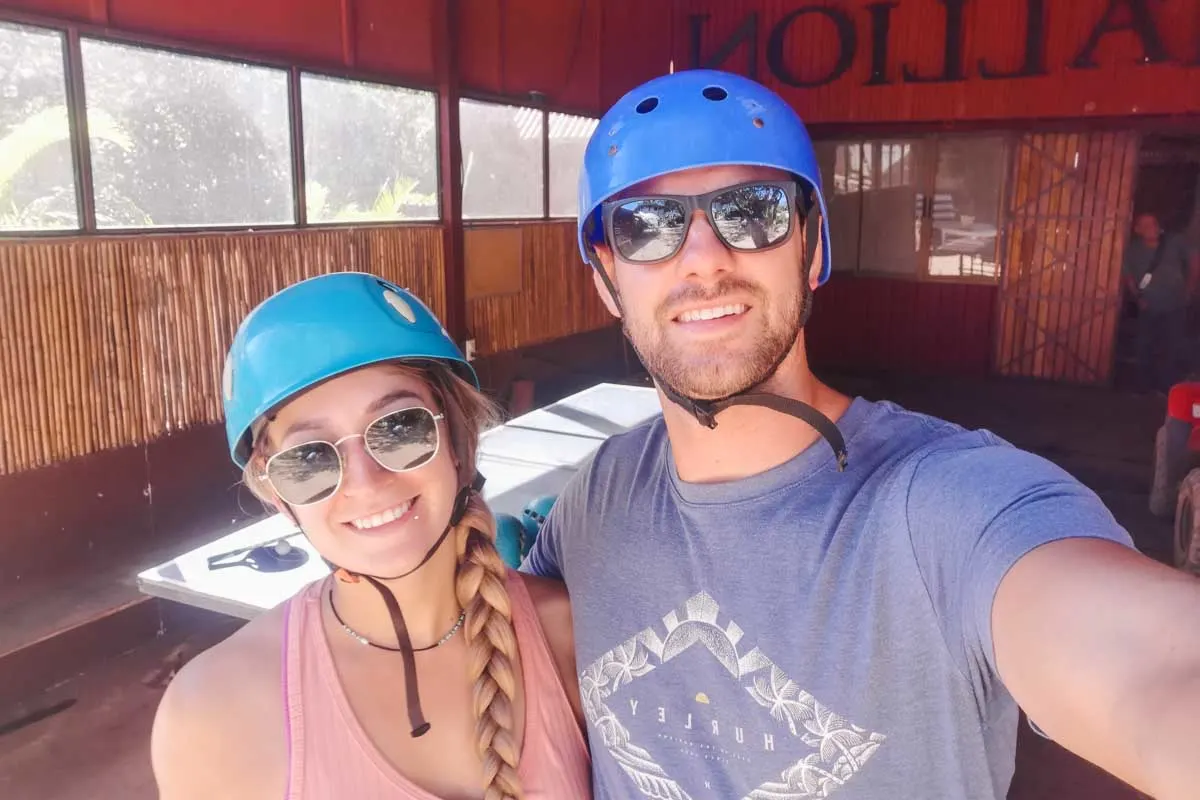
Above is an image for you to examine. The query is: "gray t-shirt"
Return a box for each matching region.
[521,397,1133,799]
[1123,234,1193,314]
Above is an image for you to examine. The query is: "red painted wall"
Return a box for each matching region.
[0,0,669,111]
[808,277,997,377]
[6,0,1193,122]
[675,0,1200,123]
[6,0,1164,380]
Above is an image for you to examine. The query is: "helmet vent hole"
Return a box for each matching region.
[635,97,659,114]
[702,85,728,101]
[752,117,765,128]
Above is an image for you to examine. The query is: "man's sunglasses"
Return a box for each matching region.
[601,180,802,264]
[260,406,443,507]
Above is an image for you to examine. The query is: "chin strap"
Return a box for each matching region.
[325,471,486,737]
[656,380,848,471]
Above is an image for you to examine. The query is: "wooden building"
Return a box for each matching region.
[0,0,1196,693]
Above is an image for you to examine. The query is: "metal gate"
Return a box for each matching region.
[993,132,1139,384]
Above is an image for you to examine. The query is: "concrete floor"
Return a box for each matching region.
[0,372,1176,800]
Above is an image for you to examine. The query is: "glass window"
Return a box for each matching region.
[926,137,1007,279]
[548,112,597,218]
[814,136,1004,282]
[301,74,438,223]
[858,140,922,277]
[0,22,79,232]
[814,141,862,273]
[460,99,543,219]
[81,39,293,228]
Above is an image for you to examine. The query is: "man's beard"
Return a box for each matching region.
[621,276,811,401]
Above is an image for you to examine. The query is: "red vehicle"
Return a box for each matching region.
[1150,382,1200,573]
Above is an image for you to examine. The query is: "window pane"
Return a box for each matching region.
[302,74,438,223]
[927,137,1007,279]
[0,23,79,231]
[814,141,863,273]
[81,40,292,228]
[859,140,923,276]
[548,112,596,218]
[460,100,542,219]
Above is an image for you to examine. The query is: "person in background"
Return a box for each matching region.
[1123,211,1200,392]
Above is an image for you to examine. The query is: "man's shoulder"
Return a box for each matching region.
[853,397,983,460]
[850,398,1044,491]
[1166,232,1195,258]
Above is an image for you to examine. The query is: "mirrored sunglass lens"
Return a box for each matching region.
[268,442,341,505]
[711,185,791,250]
[611,199,687,262]
[366,408,439,471]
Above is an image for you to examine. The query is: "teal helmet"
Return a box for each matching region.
[520,494,557,554]
[222,272,477,468]
[494,513,526,568]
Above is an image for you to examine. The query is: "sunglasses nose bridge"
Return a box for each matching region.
[335,437,394,496]
[676,207,735,272]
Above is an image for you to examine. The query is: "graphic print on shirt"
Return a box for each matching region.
[580,592,886,799]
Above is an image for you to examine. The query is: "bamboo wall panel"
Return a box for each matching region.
[464,227,524,299]
[993,132,1138,384]
[0,226,444,474]
[467,221,613,357]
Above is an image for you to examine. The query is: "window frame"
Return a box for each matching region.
[813,132,1012,285]
[0,11,601,238]
[0,20,83,235]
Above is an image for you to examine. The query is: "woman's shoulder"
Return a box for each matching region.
[513,570,572,646]
[151,601,291,799]
[511,571,583,724]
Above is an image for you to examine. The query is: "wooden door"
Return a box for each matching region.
[993,132,1139,384]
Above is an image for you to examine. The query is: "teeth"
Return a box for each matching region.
[679,304,746,323]
[351,500,412,530]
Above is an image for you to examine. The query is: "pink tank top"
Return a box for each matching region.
[281,569,591,798]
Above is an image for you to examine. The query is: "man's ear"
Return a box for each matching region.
[806,216,824,291]
[590,244,622,319]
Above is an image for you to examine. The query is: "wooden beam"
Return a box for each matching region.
[339,0,356,68]
[434,0,468,346]
[63,28,96,233]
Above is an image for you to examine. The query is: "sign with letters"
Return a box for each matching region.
[688,0,1199,90]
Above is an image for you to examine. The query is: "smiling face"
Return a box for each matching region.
[258,363,461,577]
[593,165,813,401]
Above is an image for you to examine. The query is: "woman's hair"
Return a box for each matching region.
[244,361,523,800]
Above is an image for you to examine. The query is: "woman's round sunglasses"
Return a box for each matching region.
[602,180,802,264]
[260,406,444,507]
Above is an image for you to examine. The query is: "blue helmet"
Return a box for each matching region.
[577,69,831,285]
[222,272,477,468]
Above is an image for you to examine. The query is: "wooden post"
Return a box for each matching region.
[434,0,468,348]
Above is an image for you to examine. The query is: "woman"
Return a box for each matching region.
[151,272,591,799]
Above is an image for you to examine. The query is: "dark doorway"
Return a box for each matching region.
[1114,132,1200,390]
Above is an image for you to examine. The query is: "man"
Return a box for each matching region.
[520,69,1200,799]
[1122,211,1199,392]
